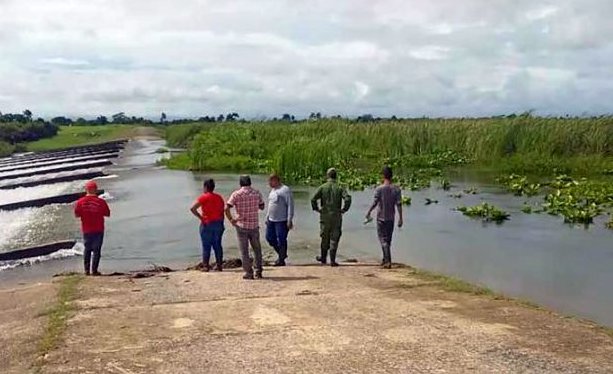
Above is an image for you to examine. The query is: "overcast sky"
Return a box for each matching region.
[0,0,612,119]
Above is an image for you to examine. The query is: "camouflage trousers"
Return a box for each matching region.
[319,215,342,264]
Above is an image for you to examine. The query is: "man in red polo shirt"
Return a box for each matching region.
[74,180,110,276]
[190,178,226,272]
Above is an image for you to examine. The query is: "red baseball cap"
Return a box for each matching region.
[85,180,98,191]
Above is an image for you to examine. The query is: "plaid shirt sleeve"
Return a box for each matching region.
[227,191,236,207]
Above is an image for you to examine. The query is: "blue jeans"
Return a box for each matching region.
[83,232,104,273]
[199,220,224,265]
[266,220,289,262]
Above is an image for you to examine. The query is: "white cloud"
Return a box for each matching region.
[526,6,558,21]
[354,81,370,101]
[39,57,90,67]
[0,0,612,118]
[408,46,451,61]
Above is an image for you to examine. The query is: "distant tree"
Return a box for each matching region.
[225,112,239,122]
[95,116,108,125]
[217,114,225,122]
[197,116,216,123]
[308,112,322,120]
[23,109,32,121]
[75,117,87,125]
[112,112,128,123]
[281,113,295,122]
[160,112,167,123]
[51,116,72,126]
[357,114,374,122]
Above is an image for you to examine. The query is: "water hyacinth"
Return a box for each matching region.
[401,196,412,206]
[497,174,541,196]
[541,175,613,225]
[457,203,510,223]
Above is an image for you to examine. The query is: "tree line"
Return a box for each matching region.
[0,110,59,144]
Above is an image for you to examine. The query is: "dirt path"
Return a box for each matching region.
[130,126,162,140]
[3,265,613,373]
[0,282,57,373]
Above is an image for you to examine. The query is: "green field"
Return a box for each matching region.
[164,116,613,182]
[26,125,136,152]
[0,141,14,157]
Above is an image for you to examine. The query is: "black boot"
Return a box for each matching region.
[329,249,339,267]
[316,247,328,264]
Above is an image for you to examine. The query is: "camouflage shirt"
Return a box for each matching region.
[311,180,352,217]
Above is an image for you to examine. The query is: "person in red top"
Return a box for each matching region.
[74,180,110,276]
[190,178,226,272]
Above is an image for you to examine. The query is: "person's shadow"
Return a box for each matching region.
[264,276,319,282]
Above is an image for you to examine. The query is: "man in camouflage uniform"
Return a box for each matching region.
[311,168,352,267]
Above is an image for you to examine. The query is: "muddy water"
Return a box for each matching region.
[0,139,612,327]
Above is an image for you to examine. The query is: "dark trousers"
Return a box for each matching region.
[266,220,289,262]
[83,232,104,273]
[199,220,225,266]
[320,215,342,264]
[377,220,394,264]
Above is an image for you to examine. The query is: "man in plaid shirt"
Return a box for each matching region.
[225,175,266,279]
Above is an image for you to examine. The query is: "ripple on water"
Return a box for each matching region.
[0,204,79,252]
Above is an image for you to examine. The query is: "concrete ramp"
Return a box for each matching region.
[0,160,112,181]
[0,171,107,190]
[0,190,105,211]
[0,140,127,166]
[0,240,77,261]
[0,153,119,173]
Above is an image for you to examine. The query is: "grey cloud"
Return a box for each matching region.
[0,0,612,118]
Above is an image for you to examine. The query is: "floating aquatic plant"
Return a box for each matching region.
[541,175,613,225]
[401,196,412,206]
[439,178,451,191]
[463,187,479,195]
[497,174,541,196]
[457,203,510,223]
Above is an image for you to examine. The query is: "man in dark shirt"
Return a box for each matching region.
[74,180,110,276]
[365,166,403,269]
[311,168,352,267]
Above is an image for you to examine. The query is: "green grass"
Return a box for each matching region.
[163,116,613,188]
[409,268,496,296]
[0,140,15,157]
[33,275,82,372]
[27,125,135,152]
[159,152,192,170]
[408,267,546,310]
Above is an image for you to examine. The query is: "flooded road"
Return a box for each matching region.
[1,138,612,327]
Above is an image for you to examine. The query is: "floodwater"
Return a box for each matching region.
[1,139,612,327]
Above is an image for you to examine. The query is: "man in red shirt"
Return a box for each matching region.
[190,178,225,272]
[74,180,110,276]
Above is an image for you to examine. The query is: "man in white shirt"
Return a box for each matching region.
[265,174,294,266]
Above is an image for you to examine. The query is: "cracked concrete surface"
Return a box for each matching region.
[2,265,613,373]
